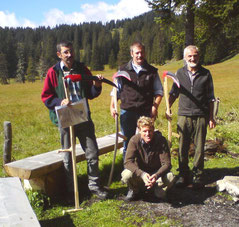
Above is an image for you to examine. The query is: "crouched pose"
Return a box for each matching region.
[121,116,175,201]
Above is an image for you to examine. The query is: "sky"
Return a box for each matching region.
[0,0,151,28]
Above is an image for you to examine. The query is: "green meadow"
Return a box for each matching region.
[0,55,239,226]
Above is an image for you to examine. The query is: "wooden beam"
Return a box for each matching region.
[0,177,40,226]
[4,133,124,180]
[3,121,12,164]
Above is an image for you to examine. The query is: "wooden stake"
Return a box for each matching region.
[3,121,12,164]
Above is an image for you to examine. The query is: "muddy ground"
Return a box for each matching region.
[118,167,239,227]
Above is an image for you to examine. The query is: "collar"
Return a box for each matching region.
[132,61,143,74]
[60,61,75,73]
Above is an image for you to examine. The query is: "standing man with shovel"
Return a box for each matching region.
[168,45,216,189]
[41,41,108,203]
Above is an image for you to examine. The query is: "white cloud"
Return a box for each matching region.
[0,0,151,28]
[42,9,86,27]
[0,11,19,27]
[42,0,151,27]
[0,11,37,28]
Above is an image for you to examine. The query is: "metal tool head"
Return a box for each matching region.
[163,71,180,88]
[112,71,131,81]
[65,74,117,88]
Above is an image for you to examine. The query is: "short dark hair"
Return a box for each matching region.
[56,41,73,52]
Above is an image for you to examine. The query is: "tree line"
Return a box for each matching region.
[0,0,238,84]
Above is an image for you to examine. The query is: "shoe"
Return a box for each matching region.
[65,192,75,205]
[90,188,108,200]
[192,176,204,189]
[175,175,189,188]
[124,189,140,202]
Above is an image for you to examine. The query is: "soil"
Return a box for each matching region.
[118,167,239,227]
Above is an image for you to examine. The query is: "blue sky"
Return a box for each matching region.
[0,0,151,28]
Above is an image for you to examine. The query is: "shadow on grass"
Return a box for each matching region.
[50,155,126,205]
[40,214,75,227]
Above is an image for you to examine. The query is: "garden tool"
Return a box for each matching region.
[162,71,180,147]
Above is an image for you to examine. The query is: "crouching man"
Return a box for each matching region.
[121,116,175,201]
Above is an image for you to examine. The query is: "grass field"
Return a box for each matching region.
[0,55,238,226]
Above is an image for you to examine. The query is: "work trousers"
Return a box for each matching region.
[121,169,175,199]
[177,116,207,177]
[60,120,100,193]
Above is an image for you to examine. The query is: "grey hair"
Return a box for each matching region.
[183,45,199,58]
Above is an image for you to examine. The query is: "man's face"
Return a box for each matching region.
[57,46,74,68]
[184,48,199,69]
[131,45,145,66]
[139,126,154,144]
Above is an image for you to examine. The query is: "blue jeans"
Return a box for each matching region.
[120,109,151,160]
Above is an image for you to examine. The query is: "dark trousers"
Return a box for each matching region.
[177,116,207,176]
[120,109,151,160]
[60,120,100,193]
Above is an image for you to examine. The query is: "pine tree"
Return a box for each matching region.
[117,39,130,66]
[90,44,104,71]
[26,56,36,82]
[16,43,26,83]
[108,50,117,69]
[0,53,9,84]
[73,27,80,61]
[37,54,48,82]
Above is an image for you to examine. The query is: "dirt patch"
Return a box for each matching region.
[118,167,239,226]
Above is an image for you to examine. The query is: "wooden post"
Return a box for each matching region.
[3,121,12,164]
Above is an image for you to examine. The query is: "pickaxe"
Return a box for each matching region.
[162,71,180,147]
[107,71,131,187]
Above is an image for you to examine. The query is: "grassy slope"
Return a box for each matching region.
[0,56,238,226]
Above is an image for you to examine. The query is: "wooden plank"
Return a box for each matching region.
[0,177,40,227]
[4,133,123,180]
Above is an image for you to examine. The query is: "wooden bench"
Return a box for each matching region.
[0,177,40,226]
[4,133,124,195]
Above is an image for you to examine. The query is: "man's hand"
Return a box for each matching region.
[110,107,118,119]
[165,111,172,121]
[61,98,71,106]
[209,119,216,129]
[94,74,103,87]
[141,172,156,189]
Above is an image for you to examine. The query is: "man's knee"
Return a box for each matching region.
[157,172,175,188]
[121,169,133,184]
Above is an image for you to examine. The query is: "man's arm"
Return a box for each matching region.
[151,95,162,119]
[124,136,144,177]
[151,72,164,119]
[209,101,216,129]
[41,68,63,109]
[154,137,172,179]
[207,71,216,129]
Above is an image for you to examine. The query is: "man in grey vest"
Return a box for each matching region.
[168,45,216,189]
